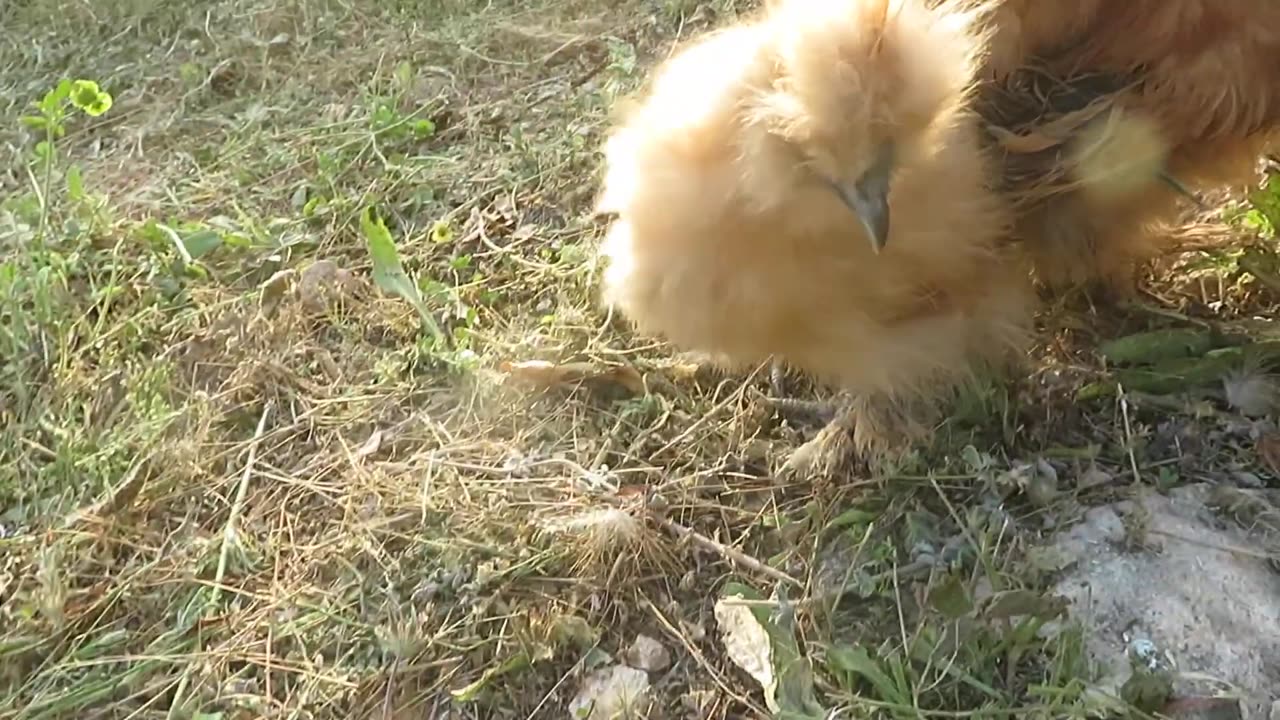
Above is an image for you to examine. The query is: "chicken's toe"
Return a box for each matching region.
[770,358,788,397]
[780,407,861,480]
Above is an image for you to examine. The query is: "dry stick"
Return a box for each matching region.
[576,473,804,588]
[1118,386,1144,485]
[213,401,274,603]
[168,401,273,720]
[565,466,796,587]
[653,515,802,588]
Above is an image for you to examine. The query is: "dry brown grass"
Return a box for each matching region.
[3,0,1280,718]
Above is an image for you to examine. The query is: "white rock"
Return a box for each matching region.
[1047,485,1280,719]
[568,665,651,719]
[624,634,671,672]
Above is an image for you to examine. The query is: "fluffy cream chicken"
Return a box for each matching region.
[594,0,1035,473]
[946,0,1280,290]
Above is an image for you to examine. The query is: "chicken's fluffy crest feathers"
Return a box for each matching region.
[763,0,990,141]
[730,0,991,225]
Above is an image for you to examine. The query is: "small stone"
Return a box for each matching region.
[258,268,295,317]
[1077,463,1114,491]
[624,634,671,672]
[298,259,357,313]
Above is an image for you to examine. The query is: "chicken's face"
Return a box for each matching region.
[743,0,988,252]
[789,122,897,254]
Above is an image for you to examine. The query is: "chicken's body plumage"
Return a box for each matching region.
[597,0,1034,466]
[952,0,1280,288]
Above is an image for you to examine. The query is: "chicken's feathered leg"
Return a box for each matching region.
[780,392,932,479]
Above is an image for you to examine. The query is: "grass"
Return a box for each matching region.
[2,0,1279,718]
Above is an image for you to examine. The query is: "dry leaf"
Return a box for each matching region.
[1224,371,1280,418]
[299,259,358,313]
[624,634,671,672]
[667,362,704,382]
[714,597,777,711]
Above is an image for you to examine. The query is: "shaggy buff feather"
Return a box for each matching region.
[595,0,1035,474]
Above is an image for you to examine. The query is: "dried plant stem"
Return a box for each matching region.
[652,515,802,588]
[214,402,273,601]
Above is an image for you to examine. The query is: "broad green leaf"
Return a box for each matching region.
[39,79,73,116]
[181,230,223,259]
[767,590,827,719]
[828,508,875,530]
[302,196,326,218]
[1098,328,1214,366]
[928,573,974,620]
[361,206,443,342]
[66,164,83,201]
[826,645,908,704]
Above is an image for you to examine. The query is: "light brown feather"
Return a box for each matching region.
[597,0,1035,459]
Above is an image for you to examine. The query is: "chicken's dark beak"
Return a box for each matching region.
[835,145,894,253]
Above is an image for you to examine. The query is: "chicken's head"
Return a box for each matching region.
[740,0,990,252]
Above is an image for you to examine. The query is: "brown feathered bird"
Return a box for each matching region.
[947,0,1280,290]
[595,0,1035,473]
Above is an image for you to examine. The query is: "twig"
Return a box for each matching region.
[1121,299,1215,329]
[640,594,767,717]
[653,515,802,588]
[1118,385,1143,485]
[750,388,838,424]
[213,401,273,602]
[169,402,272,720]
[770,357,788,396]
